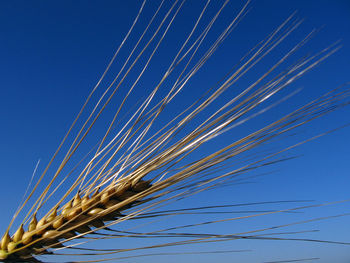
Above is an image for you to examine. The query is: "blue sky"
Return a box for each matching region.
[0,1,349,262]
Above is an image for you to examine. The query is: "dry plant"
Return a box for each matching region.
[0,1,349,262]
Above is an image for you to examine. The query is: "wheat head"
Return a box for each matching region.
[0,1,349,262]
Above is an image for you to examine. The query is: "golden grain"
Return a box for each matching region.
[0,1,348,261]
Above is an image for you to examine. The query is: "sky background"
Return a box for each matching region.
[0,1,349,262]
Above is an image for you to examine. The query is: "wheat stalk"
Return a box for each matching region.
[0,1,349,262]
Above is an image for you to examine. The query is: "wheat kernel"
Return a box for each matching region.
[22,232,33,245]
[1,231,11,251]
[42,230,58,239]
[0,250,7,260]
[87,208,104,216]
[72,192,81,207]
[67,208,82,220]
[13,224,24,243]
[7,242,17,253]
[47,207,58,222]
[35,218,47,235]
[28,215,38,232]
[81,196,91,211]
[52,216,65,229]
[114,184,129,197]
[62,201,72,217]
[100,191,110,204]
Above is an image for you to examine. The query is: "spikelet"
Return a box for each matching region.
[0,232,11,253]
[0,250,7,261]
[0,1,349,262]
[28,215,37,232]
[12,225,24,243]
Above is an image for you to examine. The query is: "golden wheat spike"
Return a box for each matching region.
[0,1,349,262]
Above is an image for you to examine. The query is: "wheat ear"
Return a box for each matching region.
[1,1,349,262]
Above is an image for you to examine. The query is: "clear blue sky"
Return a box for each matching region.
[0,1,349,262]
